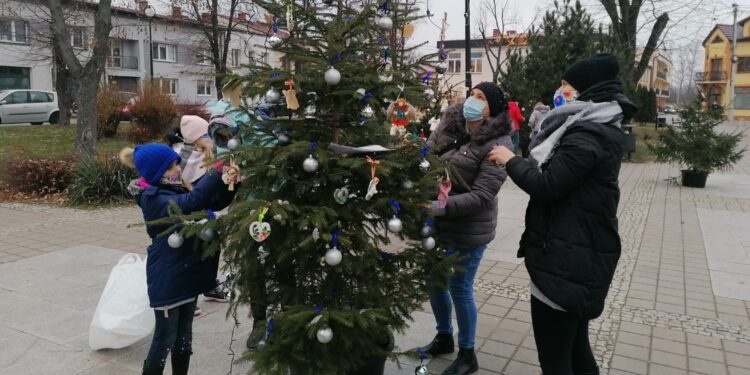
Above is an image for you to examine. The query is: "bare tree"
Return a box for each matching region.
[47,0,113,159]
[598,0,670,87]
[475,0,536,83]
[177,0,255,99]
[672,41,701,105]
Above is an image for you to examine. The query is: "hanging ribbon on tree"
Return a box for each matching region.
[422,71,433,84]
[365,156,380,201]
[286,3,294,32]
[390,200,401,215]
[272,18,279,34]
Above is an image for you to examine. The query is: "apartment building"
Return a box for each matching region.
[637,48,673,112]
[0,0,281,103]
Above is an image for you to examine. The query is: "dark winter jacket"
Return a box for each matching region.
[133,170,235,308]
[427,103,513,248]
[506,119,625,319]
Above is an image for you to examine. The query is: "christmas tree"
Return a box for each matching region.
[174,1,458,374]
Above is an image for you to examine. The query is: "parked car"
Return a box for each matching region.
[664,105,677,114]
[0,89,59,125]
[117,92,138,121]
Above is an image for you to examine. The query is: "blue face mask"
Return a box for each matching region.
[463,97,487,121]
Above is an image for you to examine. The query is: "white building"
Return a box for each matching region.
[437,30,530,99]
[0,0,282,103]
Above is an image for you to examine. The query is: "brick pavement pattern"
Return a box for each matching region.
[0,123,749,374]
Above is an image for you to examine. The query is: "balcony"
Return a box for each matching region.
[108,56,138,70]
[695,71,727,82]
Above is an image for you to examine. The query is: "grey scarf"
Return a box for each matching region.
[529,101,623,168]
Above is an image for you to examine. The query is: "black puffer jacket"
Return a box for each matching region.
[428,103,513,248]
[506,120,625,319]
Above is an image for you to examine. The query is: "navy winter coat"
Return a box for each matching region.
[134,170,235,308]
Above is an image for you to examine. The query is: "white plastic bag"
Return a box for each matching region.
[89,253,154,350]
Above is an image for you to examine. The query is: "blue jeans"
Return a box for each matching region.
[429,245,486,349]
[144,298,196,368]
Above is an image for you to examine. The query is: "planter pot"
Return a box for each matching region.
[346,330,395,375]
[681,169,709,188]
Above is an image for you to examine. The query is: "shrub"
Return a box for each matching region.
[97,84,124,139]
[4,158,73,195]
[127,83,177,143]
[175,102,210,121]
[67,156,138,206]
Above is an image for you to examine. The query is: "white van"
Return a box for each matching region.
[0,90,60,125]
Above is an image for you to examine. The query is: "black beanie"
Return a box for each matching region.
[562,54,620,93]
[473,82,506,117]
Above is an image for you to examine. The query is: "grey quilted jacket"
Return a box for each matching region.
[427,102,514,248]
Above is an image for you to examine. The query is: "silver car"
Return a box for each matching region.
[0,89,60,125]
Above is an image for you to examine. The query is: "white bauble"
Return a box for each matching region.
[227,138,240,150]
[265,88,281,103]
[361,105,375,119]
[387,217,403,233]
[376,15,393,30]
[303,155,319,173]
[422,236,436,250]
[199,228,216,241]
[401,179,414,189]
[268,34,282,47]
[324,67,341,85]
[325,247,342,266]
[168,232,184,248]
[419,158,431,173]
[316,327,333,343]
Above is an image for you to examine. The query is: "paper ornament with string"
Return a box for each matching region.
[283,79,300,110]
[402,23,415,38]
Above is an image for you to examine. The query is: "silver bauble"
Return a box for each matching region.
[435,61,448,74]
[265,88,281,103]
[277,133,291,146]
[324,247,342,266]
[227,138,241,150]
[415,365,428,375]
[268,34,282,47]
[168,232,184,248]
[361,105,375,119]
[387,217,403,233]
[376,15,393,30]
[303,155,319,173]
[401,179,414,189]
[316,327,333,343]
[420,225,432,238]
[419,158,431,173]
[324,67,341,85]
[423,88,435,99]
[422,236,436,250]
[199,228,216,241]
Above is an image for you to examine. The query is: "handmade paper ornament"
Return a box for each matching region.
[282,79,300,110]
[402,23,415,38]
[249,207,271,242]
[365,156,380,201]
[389,97,414,137]
[221,156,240,191]
[333,187,349,205]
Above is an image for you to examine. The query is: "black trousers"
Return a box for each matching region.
[530,296,599,375]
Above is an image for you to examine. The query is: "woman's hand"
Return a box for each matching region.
[487,146,516,166]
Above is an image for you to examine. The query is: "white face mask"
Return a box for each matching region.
[160,170,183,186]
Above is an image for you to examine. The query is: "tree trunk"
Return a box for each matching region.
[75,76,99,159]
[55,59,72,127]
[215,75,224,100]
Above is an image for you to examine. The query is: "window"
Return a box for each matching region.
[152,43,176,62]
[0,19,28,44]
[735,87,750,109]
[155,78,178,95]
[5,91,29,104]
[70,28,86,48]
[470,51,483,73]
[739,57,750,73]
[29,91,53,103]
[447,52,461,74]
[231,49,241,67]
[196,49,211,65]
[0,66,30,89]
[197,80,212,96]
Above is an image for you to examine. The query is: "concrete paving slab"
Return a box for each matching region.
[698,208,750,300]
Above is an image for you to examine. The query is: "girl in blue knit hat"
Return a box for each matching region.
[119,144,236,375]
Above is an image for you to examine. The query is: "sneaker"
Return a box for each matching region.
[193,306,202,316]
[203,287,229,302]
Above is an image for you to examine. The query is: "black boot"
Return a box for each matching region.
[441,347,478,375]
[246,321,266,349]
[417,333,455,357]
[141,362,164,375]
[171,352,191,375]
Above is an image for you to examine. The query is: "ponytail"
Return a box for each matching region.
[119,147,135,169]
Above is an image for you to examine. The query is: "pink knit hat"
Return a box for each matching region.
[179,115,209,144]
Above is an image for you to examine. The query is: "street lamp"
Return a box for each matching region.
[144,5,155,82]
[464,0,471,98]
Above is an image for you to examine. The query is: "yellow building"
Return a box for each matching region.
[697,18,750,119]
[636,48,672,112]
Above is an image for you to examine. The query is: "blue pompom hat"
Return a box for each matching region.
[133,144,181,185]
